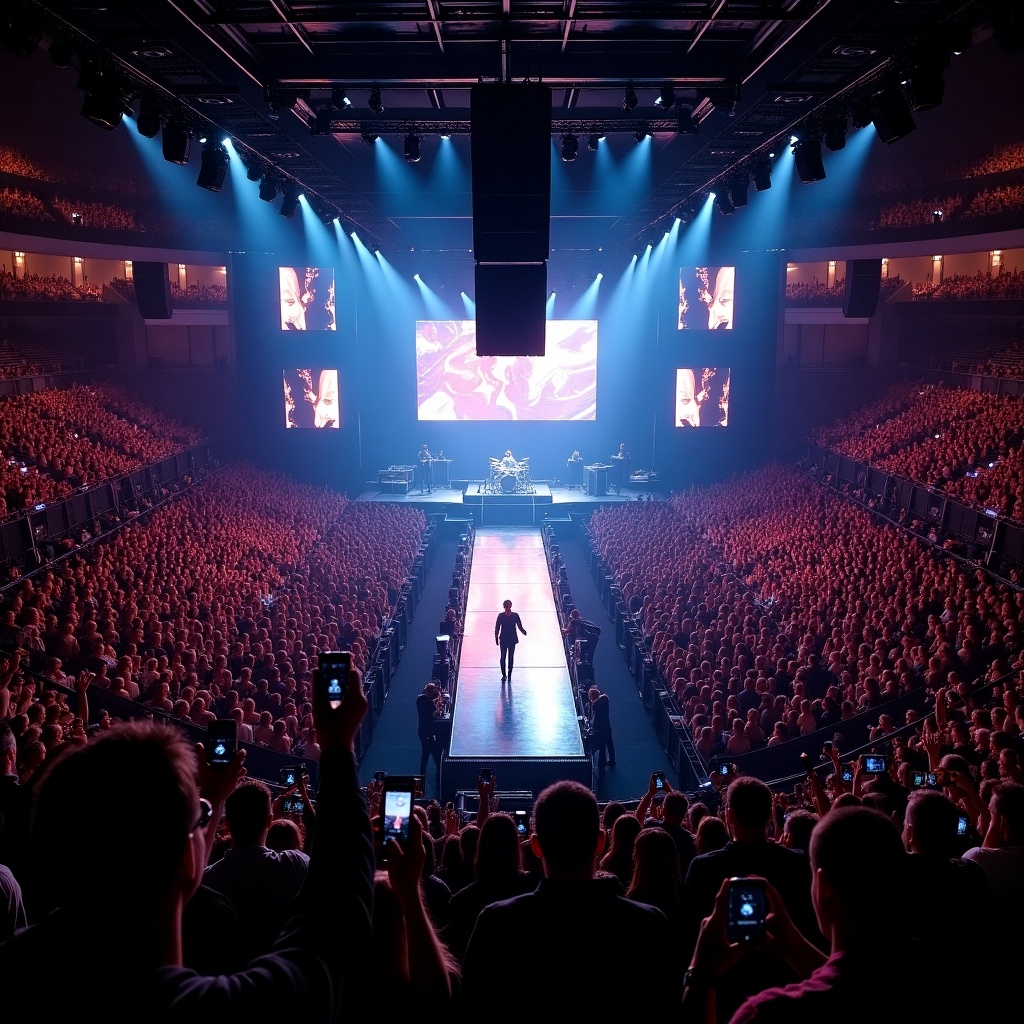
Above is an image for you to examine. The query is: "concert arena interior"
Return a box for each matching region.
[0,1,1022,1014]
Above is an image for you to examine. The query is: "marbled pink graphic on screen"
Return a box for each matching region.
[416,320,597,421]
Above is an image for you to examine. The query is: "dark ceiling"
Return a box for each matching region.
[6,1,1007,250]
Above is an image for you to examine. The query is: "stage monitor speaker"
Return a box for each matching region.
[133,262,173,319]
[471,83,551,263]
[843,258,882,318]
[475,264,546,357]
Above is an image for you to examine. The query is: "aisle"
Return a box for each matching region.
[450,529,584,760]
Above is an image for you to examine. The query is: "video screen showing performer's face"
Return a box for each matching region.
[416,319,597,421]
[675,367,730,428]
[284,369,340,428]
[678,266,735,330]
[279,266,336,331]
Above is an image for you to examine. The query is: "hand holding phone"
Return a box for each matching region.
[652,770,667,792]
[207,719,237,768]
[319,651,351,710]
[379,776,416,862]
[726,877,767,944]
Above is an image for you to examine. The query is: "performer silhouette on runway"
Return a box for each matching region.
[494,599,527,682]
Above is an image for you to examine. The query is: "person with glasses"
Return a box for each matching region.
[0,668,373,1022]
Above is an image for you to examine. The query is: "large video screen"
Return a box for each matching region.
[675,367,731,427]
[416,319,597,421]
[278,266,336,331]
[678,266,735,330]
[284,369,339,428]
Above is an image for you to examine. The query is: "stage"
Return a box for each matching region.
[442,528,591,797]
[356,481,660,524]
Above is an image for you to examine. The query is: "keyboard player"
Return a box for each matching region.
[611,442,631,494]
[417,443,434,494]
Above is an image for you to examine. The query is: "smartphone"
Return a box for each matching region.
[717,763,733,777]
[653,770,667,791]
[861,754,888,775]
[514,809,528,836]
[319,650,351,710]
[957,813,968,837]
[799,752,814,776]
[282,796,305,815]
[479,768,493,784]
[280,765,300,787]
[840,763,854,784]
[934,768,954,787]
[379,776,416,860]
[207,719,237,768]
[911,771,939,789]
[726,878,767,944]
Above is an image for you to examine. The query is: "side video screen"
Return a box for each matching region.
[678,266,735,331]
[284,369,339,428]
[675,367,731,427]
[279,266,336,331]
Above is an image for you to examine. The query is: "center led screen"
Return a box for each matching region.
[416,320,597,421]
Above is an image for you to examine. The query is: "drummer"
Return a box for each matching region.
[499,450,519,474]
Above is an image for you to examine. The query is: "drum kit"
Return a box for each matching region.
[486,455,534,494]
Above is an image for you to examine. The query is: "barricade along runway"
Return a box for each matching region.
[449,529,585,761]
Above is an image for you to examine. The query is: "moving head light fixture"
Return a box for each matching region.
[196,141,229,192]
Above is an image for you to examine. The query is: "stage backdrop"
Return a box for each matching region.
[230,247,780,495]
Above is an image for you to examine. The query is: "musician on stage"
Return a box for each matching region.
[567,449,584,489]
[417,443,434,494]
[612,442,631,494]
[499,450,518,474]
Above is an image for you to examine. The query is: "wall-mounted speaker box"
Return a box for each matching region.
[471,83,552,264]
[133,261,173,319]
[475,263,546,357]
[843,258,882,318]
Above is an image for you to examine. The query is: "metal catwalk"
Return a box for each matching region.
[444,529,589,795]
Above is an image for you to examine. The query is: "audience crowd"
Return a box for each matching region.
[0,269,101,303]
[785,275,905,306]
[0,450,1017,1016]
[913,268,1024,301]
[965,139,1024,178]
[812,380,1024,520]
[878,195,961,230]
[108,277,229,309]
[0,382,205,515]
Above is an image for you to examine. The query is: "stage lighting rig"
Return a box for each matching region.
[279,182,299,218]
[560,133,578,162]
[368,86,385,114]
[135,97,162,139]
[622,84,638,112]
[793,138,826,183]
[404,133,422,162]
[751,159,772,192]
[656,85,676,110]
[196,141,228,192]
[258,174,279,202]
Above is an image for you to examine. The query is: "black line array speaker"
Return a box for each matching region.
[471,83,551,263]
[843,258,882,318]
[133,262,173,319]
[475,263,546,357]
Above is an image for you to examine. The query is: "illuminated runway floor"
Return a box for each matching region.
[449,529,585,761]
